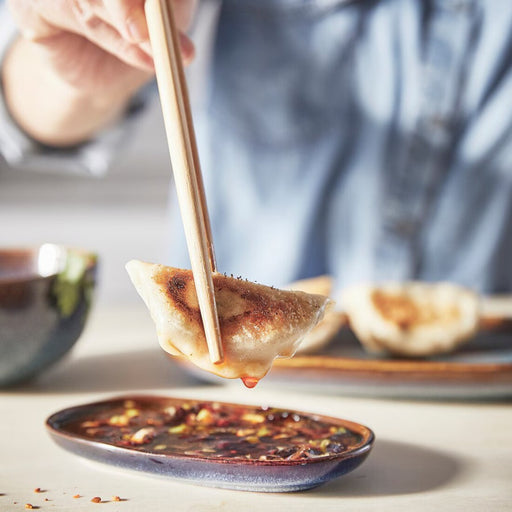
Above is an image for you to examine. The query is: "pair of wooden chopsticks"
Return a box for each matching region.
[145,0,223,364]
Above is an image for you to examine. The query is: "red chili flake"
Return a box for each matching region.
[25,504,39,509]
[73,494,81,499]
[91,496,102,503]
[112,496,121,501]
[33,488,44,493]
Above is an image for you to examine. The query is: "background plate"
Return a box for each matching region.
[179,325,512,400]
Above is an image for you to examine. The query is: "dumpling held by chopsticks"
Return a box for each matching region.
[126,260,331,386]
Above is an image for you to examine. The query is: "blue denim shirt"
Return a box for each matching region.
[2,0,512,294]
[166,0,512,295]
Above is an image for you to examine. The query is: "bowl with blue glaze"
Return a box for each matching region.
[46,395,374,492]
[0,243,97,387]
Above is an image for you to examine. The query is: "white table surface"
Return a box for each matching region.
[1,305,511,512]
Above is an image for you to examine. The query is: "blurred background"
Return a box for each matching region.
[0,93,170,306]
[0,2,217,307]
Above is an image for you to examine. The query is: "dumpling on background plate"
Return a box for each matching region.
[284,275,346,354]
[341,282,480,357]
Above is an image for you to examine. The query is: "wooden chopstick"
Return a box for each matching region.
[145,0,223,364]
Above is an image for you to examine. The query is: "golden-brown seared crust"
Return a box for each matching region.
[154,267,325,342]
[371,289,461,330]
[154,268,201,325]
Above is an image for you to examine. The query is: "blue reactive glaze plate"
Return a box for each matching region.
[179,324,512,399]
[46,395,374,492]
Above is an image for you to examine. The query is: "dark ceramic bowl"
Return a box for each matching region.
[0,244,97,387]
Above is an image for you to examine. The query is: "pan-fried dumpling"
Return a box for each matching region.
[126,261,331,385]
[284,276,345,354]
[341,282,479,357]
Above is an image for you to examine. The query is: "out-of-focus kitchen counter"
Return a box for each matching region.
[1,305,511,512]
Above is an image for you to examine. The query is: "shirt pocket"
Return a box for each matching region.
[210,0,363,146]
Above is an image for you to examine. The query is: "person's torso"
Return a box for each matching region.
[170,0,512,294]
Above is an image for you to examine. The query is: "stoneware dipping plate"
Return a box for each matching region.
[46,395,374,492]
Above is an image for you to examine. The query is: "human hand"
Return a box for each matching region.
[7,0,197,94]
